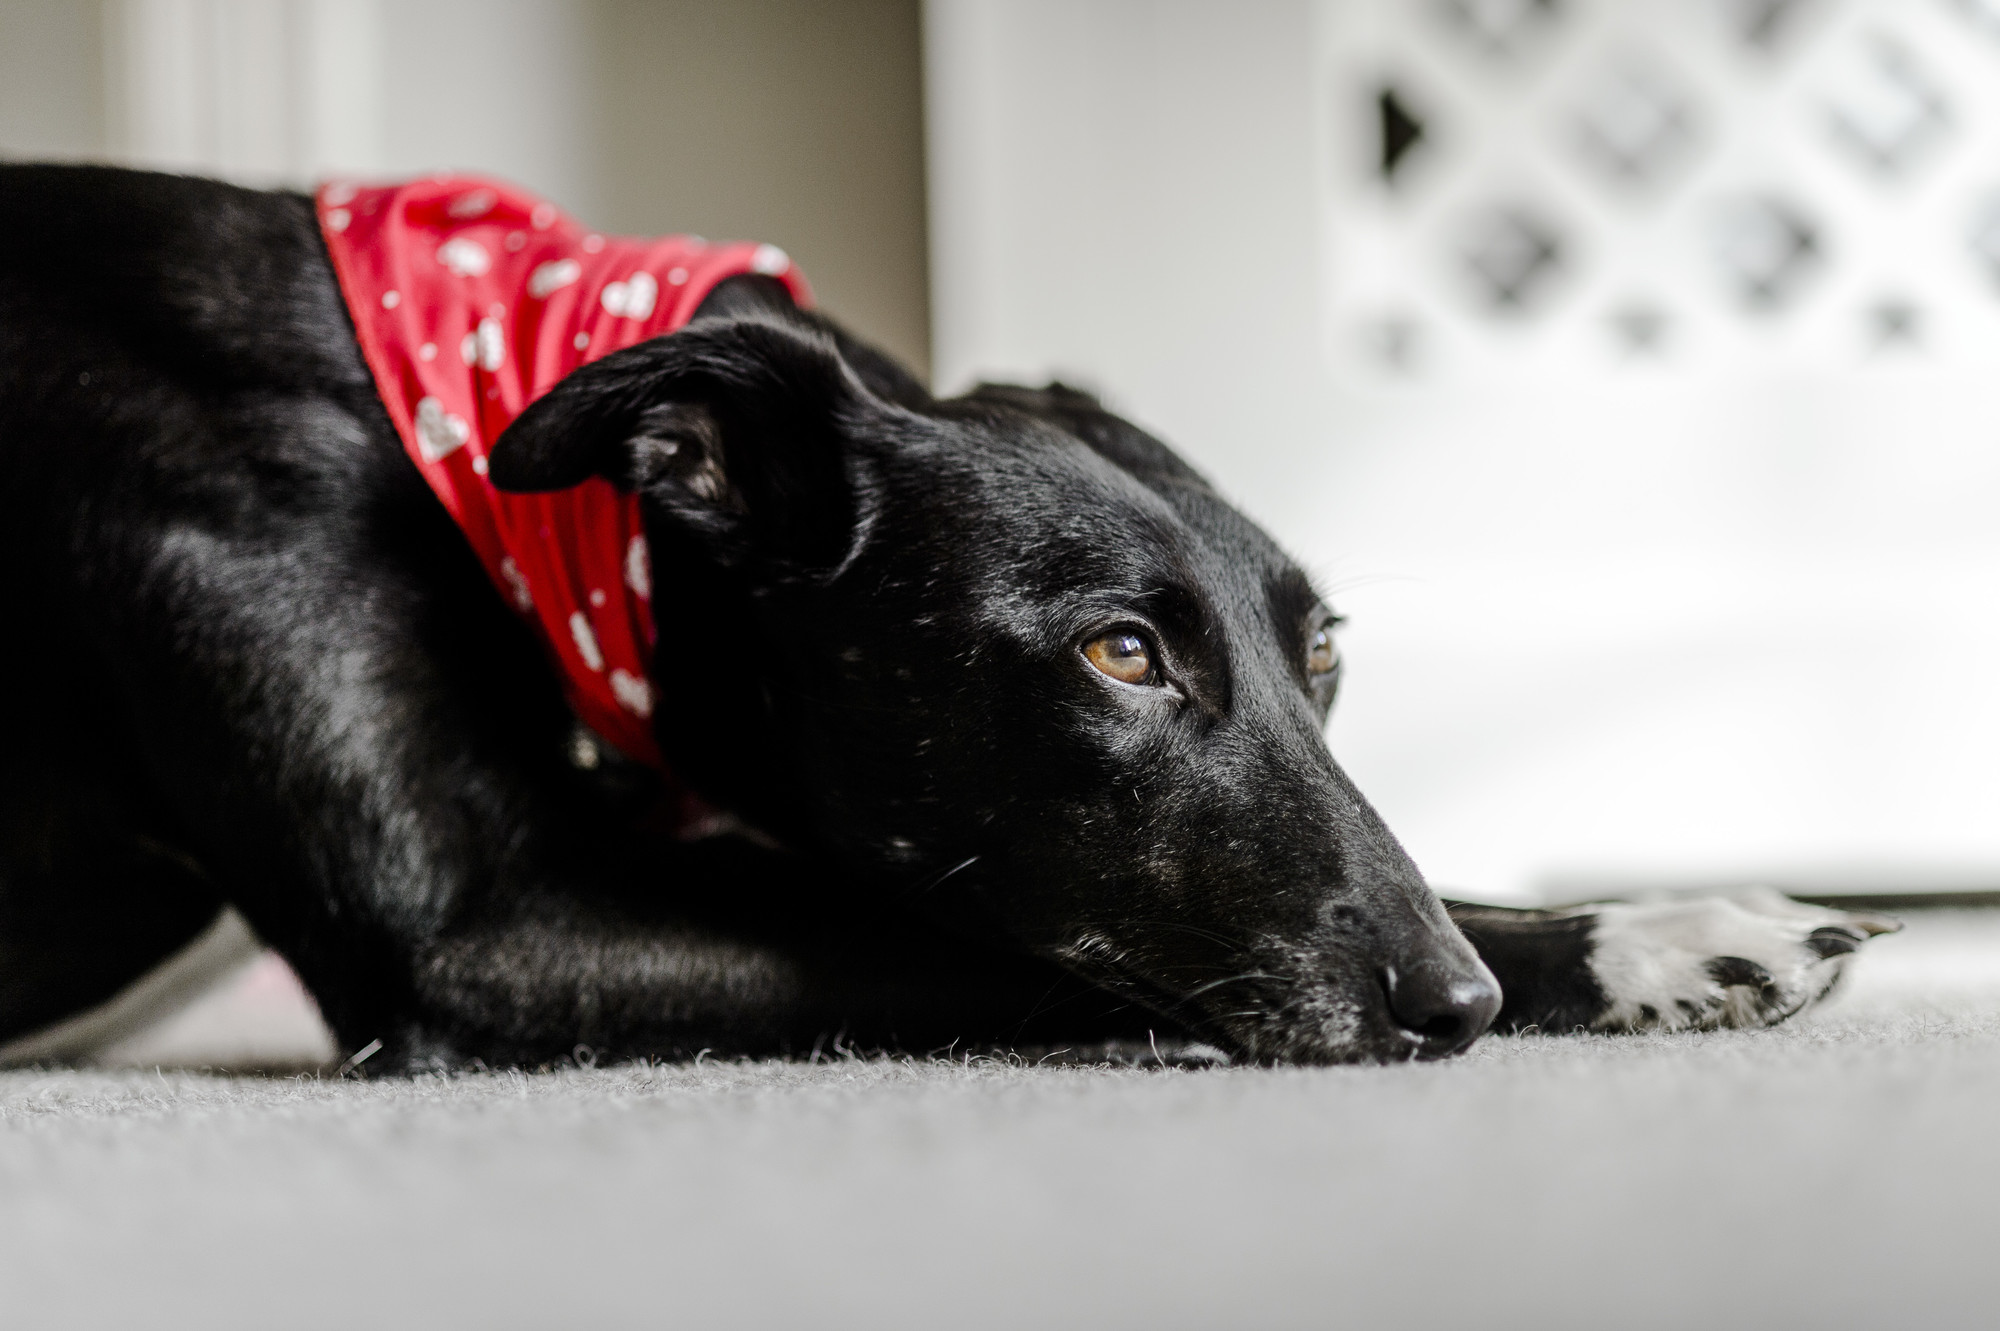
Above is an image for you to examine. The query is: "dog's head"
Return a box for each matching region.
[489,283,1499,1063]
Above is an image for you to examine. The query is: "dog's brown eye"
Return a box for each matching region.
[1084,632,1155,685]
[1307,623,1339,676]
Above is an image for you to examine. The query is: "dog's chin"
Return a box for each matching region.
[1199,985,1446,1066]
[1220,1001,1432,1066]
[1065,954,1441,1066]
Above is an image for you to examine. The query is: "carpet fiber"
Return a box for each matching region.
[6,911,1999,1329]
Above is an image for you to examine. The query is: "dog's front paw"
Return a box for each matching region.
[1586,888,1900,1032]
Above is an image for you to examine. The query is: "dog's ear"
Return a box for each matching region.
[488,317,870,565]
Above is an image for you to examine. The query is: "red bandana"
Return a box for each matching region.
[315,175,811,766]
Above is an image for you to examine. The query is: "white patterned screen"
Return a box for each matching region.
[1319,0,2000,381]
[925,3,2000,901]
[1303,0,2000,900]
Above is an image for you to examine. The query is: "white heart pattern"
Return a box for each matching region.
[413,396,470,462]
[609,668,655,718]
[600,271,657,320]
[569,612,605,672]
[437,237,491,277]
[751,244,790,275]
[528,258,581,299]
[498,556,533,611]
[475,316,504,371]
[447,188,497,220]
[624,534,651,600]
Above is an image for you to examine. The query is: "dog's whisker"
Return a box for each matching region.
[1180,972,1287,1002]
[1086,918,1256,953]
[913,854,980,897]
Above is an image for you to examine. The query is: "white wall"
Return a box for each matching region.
[91,0,594,212]
[0,1,104,157]
[0,0,597,218]
[925,0,2000,902]
[0,0,929,369]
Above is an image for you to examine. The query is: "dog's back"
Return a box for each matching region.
[0,166,359,400]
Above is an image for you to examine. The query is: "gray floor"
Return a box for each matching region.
[6,912,2000,1330]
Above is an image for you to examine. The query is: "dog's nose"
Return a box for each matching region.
[1381,957,1501,1058]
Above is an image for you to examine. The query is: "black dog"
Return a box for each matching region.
[0,165,1894,1069]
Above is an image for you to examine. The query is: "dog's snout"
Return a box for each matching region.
[1381,957,1502,1059]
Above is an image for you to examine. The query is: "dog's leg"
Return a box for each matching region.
[0,792,225,1049]
[0,657,226,1047]
[373,833,1128,1069]
[118,598,1097,1068]
[84,470,1109,1067]
[1447,890,1900,1034]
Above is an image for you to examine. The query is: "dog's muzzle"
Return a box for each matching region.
[1380,954,1502,1059]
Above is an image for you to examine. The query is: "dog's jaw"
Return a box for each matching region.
[1053,924,1480,1065]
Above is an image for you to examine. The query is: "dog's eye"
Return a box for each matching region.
[1307,622,1339,677]
[1083,631,1157,686]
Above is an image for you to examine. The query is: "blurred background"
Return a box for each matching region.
[4,0,1999,916]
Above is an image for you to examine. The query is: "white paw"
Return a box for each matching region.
[1588,888,1899,1032]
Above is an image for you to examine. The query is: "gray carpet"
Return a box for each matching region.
[6,911,2000,1330]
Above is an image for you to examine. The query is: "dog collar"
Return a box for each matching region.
[315,175,811,766]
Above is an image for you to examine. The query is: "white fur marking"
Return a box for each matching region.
[1588,888,1885,1031]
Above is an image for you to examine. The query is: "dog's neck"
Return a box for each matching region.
[315,173,811,769]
